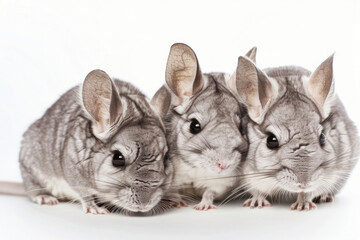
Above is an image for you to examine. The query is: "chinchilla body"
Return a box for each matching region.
[151,44,254,210]
[228,55,359,210]
[170,72,247,189]
[19,70,171,215]
[163,72,248,210]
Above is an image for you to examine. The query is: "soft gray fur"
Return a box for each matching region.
[229,55,359,210]
[152,43,251,210]
[19,70,172,215]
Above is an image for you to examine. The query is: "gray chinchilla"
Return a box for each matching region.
[227,54,359,211]
[151,43,256,210]
[9,70,172,215]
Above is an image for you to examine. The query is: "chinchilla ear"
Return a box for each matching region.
[305,54,335,118]
[165,43,204,104]
[230,56,273,122]
[82,69,123,140]
[150,85,171,118]
[227,47,257,96]
[245,46,257,63]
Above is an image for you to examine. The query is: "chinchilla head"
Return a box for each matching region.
[229,54,357,195]
[81,70,170,213]
[152,43,252,175]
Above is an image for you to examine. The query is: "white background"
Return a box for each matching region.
[0,0,360,239]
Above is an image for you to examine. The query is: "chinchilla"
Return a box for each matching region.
[0,69,172,215]
[227,54,359,211]
[151,43,256,210]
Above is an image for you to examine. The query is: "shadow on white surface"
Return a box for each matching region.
[1,181,359,240]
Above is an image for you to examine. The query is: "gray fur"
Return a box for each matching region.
[163,73,248,208]
[19,70,172,215]
[231,56,359,210]
[152,43,249,210]
[165,72,248,170]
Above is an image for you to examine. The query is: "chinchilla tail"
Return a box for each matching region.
[0,181,26,196]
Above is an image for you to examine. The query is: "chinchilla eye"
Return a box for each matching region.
[239,123,243,134]
[112,150,125,167]
[266,133,279,149]
[319,132,326,146]
[190,118,202,134]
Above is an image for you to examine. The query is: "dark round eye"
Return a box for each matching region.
[112,151,125,167]
[319,132,326,146]
[239,123,243,135]
[164,152,169,161]
[266,133,279,149]
[190,118,202,134]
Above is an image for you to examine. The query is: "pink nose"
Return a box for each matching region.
[298,183,306,189]
[217,163,227,170]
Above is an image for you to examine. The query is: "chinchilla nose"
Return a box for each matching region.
[217,162,228,170]
[297,183,306,189]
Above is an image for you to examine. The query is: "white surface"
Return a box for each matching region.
[0,0,360,239]
[1,186,360,240]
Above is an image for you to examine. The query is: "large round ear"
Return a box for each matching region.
[165,43,204,104]
[245,46,257,63]
[229,56,273,123]
[150,85,171,118]
[305,54,335,118]
[227,46,257,98]
[82,69,123,140]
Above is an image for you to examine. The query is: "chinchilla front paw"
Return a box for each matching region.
[193,202,217,211]
[193,189,217,211]
[291,192,317,211]
[290,200,317,211]
[82,202,110,215]
[243,196,271,209]
[33,195,59,205]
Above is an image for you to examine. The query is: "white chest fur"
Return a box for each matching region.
[172,159,238,200]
